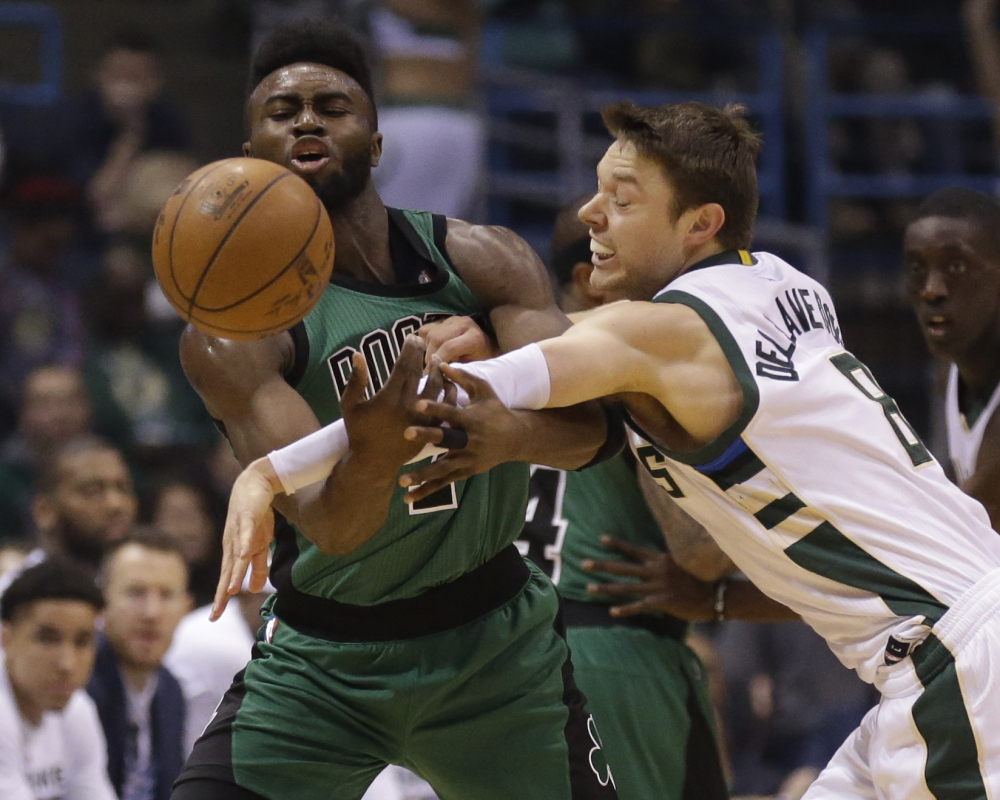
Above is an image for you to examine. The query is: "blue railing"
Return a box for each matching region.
[0,3,62,104]
[482,19,786,227]
[804,18,1000,228]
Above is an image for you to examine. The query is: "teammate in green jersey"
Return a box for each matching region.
[170,21,621,800]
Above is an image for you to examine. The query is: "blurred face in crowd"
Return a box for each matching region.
[245,63,380,210]
[11,214,79,276]
[20,367,90,453]
[153,484,214,566]
[2,599,99,722]
[102,544,190,675]
[34,448,138,564]
[904,215,1000,364]
[97,47,163,122]
[578,138,722,301]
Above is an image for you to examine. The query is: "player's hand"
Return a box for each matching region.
[342,335,445,472]
[211,458,278,621]
[399,363,522,502]
[418,316,499,366]
[582,536,716,622]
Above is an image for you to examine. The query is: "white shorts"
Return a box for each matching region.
[803,568,1000,800]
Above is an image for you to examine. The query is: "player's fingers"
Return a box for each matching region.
[341,352,370,411]
[410,399,464,427]
[586,579,656,596]
[249,549,269,593]
[443,378,459,407]
[398,452,468,489]
[582,558,649,578]
[439,364,497,403]
[419,361,445,404]
[609,600,651,618]
[386,335,425,397]
[403,425,445,446]
[598,535,657,562]
[433,328,497,364]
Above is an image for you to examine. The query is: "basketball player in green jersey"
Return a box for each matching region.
[170,21,621,800]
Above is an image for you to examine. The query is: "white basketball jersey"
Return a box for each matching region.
[944,363,1000,486]
[630,250,1000,684]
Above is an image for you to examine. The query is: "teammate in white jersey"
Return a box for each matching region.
[904,188,1000,529]
[0,557,116,800]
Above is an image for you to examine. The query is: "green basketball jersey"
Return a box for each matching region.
[517,453,666,604]
[272,208,529,605]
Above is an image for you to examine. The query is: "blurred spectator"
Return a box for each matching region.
[82,242,217,460]
[712,621,876,797]
[965,0,1000,157]
[0,543,29,581]
[0,177,88,425]
[0,557,116,800]
[32,436,138,575]
[148,479,223,608]
[372,1,485,218]
[88,528,191,800]
[75,32,192,234]
[0,366,91,545]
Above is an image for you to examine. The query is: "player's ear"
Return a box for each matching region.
[242,141,252,157]
[370,131,383,168]
[685,203,726,248]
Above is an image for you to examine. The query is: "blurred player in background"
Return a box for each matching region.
[904,188,1000,531]
[173,20,620,800]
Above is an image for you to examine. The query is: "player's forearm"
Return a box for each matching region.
[720,579,800,623]
[294,450,399,556]
[504,402,610,470]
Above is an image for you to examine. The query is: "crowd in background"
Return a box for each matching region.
[0,1,998,799]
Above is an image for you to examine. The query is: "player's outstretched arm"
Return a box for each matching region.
[181,328,442,617]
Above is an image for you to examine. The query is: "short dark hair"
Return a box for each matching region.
[913,188,1000,230]
[601,101,761,251]
[36,435,122,494]
[101,525,188,580]
[1,557,104,622]
[248,20,375,114]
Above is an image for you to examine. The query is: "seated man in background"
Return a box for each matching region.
[0,365,91,545]
[88,527,191,800]
[29,435,137,576]
[0,557,116,800]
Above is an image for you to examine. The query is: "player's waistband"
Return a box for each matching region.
[877,566,1000,698]
[272,544,530,642]
[561,598,688,640]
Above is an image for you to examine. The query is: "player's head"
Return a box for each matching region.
[551,196,627,312]
[244,20,380,212]
[904,188,1000,363]
[1,558,103,717]
[100,527,191,676]
[33,435,138,569]
[579,101,760,301]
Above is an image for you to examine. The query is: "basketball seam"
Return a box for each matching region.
[188,195,326,313]
[167,161,233,304]
[185,171,292,319]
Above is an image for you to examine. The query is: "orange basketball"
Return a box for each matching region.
[152,157,334,341]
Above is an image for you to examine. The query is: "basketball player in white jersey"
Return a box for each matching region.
[904,187,1000,531]
[223,101,1000,799]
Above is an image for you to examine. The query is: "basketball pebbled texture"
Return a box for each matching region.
[152,157,335,340]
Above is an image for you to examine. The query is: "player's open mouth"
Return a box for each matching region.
[923,315,951,338]
[291,140,331,175]
[590,238,615,267]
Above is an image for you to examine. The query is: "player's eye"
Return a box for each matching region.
[613,198,629,209]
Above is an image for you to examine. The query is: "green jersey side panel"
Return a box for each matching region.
[284,209,529,605]
[519,453,666,603]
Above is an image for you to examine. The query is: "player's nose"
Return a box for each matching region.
[293,106,324,134]
[921,269,948,301]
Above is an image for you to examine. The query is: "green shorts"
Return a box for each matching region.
[563,602,728,800]
[173,549,618,800]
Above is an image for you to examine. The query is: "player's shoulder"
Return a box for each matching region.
[442,218,555,311]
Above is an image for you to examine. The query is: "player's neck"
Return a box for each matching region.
[955,329,1000,397]
[119,659,157,695]
[677,240,727,278]
[328,184,394,285]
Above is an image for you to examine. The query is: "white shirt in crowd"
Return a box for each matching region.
[0,654,117,800]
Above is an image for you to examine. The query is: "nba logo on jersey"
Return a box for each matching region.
[265,616,279,644]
